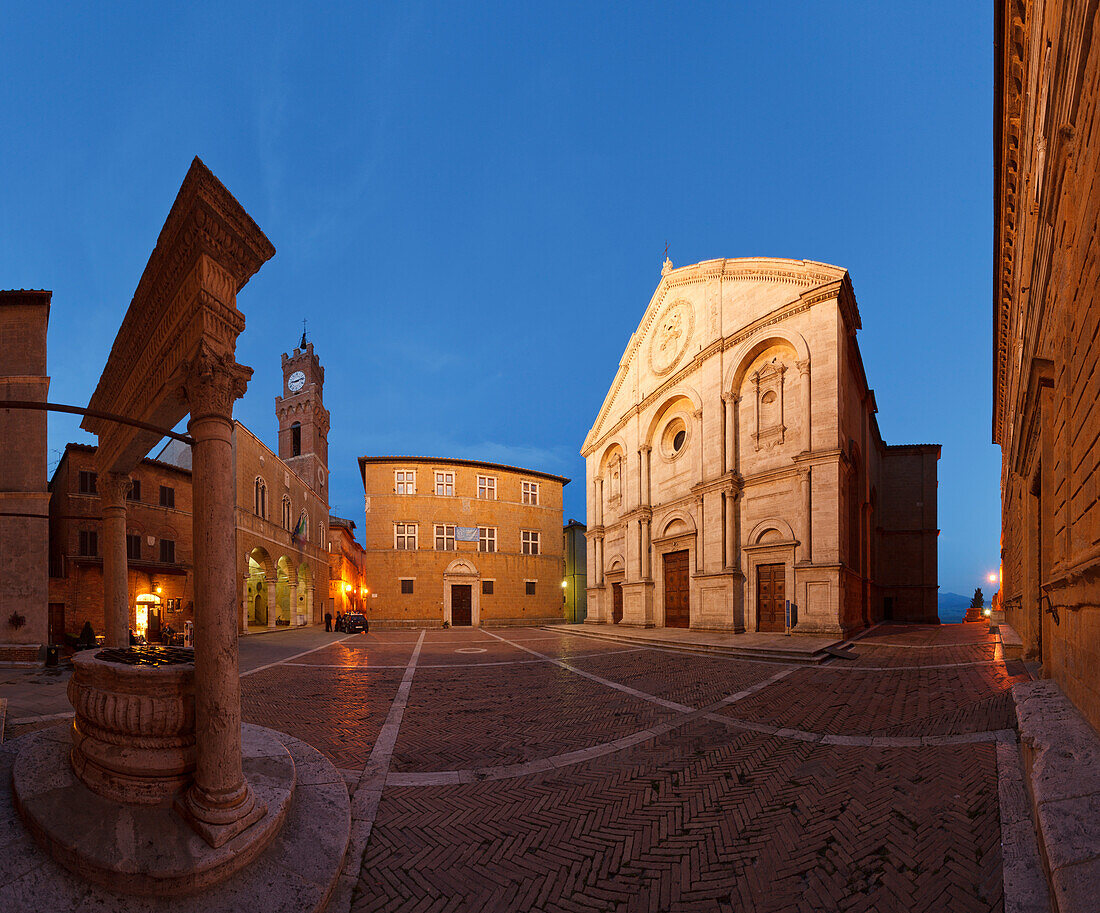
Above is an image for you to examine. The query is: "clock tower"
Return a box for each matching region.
[275,342,330,497]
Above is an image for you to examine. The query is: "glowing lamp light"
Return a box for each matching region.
[983,609,992,617]
[988,573,998,584]
[561,580,568,588]
[344,583,352,593]
[154,585,162,595]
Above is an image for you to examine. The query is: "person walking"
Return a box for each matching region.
[324,611,333,632]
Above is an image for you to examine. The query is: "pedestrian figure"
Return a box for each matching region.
[336,611,344,633]
[79,621,96,648]
[324,611,333,632]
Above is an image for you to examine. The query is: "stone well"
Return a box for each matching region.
[67,646,196,804]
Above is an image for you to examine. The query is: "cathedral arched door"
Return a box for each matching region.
[756,564,786,632]
[612,582,623,624]
[663,550,690,628]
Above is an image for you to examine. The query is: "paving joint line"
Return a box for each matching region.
[331,629,426,913]
[240,634,358,677]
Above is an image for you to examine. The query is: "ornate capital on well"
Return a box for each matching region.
[100,472,132,508]
[181,342,253,423]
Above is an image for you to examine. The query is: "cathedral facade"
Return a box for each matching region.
[582,258,939,636]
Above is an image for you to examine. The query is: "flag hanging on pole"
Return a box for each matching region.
[292,513,307,541]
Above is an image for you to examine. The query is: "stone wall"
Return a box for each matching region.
[0,291,51,655]
[994,0,1100,732]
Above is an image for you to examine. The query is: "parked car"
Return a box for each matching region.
[343,613,368,634]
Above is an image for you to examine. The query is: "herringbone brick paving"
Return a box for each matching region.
[230,623,1014,912]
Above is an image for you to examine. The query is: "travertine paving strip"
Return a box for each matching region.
[285,647,645,671]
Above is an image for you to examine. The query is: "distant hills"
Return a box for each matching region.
[938,592,975,623]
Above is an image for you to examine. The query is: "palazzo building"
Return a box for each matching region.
[994,0,1100,730]
[359,456,567,626]
[45,342,332,641]
[582,257,940,635]
[329,515,367,616]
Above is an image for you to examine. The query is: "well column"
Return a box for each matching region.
[175,349,264,847]
[100,472,131,647]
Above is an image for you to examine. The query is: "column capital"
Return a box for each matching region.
[693,408,704,421]
[181,343,252,425]
[721,392,738,405]
[638,444,652,454]
[797,358,811,376]
[99,471,132,508]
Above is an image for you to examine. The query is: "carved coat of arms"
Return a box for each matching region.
[648,300,694,376]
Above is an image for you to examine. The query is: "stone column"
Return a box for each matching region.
[595,477,604,527]
[100,472,131,648]
[722,393,736,474]
[596,536,604,585]
[798,359,811,453]
[289,582,299,625]
[266,582,277,629]
[695,496,704,572]
[642,516,651,579]
[800,468,812,564]
[177,350,264,847]
[639,445,651,507]
[241,578,250,632]
[726,491,740,569]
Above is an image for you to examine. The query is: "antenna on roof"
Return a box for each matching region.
[299,319,308,350]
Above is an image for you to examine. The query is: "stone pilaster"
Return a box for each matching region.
[100,472,132,648]
[800,468,812,564]
[797,359,811,452]
[639,445,651,507]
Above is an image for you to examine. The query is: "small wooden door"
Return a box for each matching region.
[756,564,786,632]
[663,550,690,628]
[611,582,623,624]
[48,603,65,645]
[148,607,162,644]
[451,585,472,626]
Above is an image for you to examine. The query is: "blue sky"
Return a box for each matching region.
[1,1,998,596]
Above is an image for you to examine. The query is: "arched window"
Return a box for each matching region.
[254,477,267,519]
[282,496,292,531]
[318,521,326,549]
[291,422,302,457]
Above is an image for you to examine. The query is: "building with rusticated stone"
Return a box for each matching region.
[582,257,939,636]
[329,515,367,616]
[359,456,567,626]
[994,0,1100,731]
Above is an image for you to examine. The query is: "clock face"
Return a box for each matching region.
[288,371,306,393]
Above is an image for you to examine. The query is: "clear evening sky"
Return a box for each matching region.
[1,2,997,597]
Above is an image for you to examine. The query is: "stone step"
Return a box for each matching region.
[540,624,833,664]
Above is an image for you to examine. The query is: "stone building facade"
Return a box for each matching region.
[359,456,567,627]
[0,291,51,661]
[329,516,367,616]
[994,0,1100,730]
[582,257,939,635]
[48,444,194,642]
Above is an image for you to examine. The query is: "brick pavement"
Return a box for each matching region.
[227,622,1024,912]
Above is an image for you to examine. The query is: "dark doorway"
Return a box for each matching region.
[451,584,472,626]
[148,607,162,644]
[48,603,65,645]
[663,550,690,628]
[756,564,786,632]
[612,582,623,624]
[883,596,894,621]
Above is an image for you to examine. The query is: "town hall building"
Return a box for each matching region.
[582,257,940,635]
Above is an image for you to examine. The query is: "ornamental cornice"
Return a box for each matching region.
[621,506,653,522]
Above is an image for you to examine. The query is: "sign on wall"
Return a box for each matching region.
[455,527,479,542]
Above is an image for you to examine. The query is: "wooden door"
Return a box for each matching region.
[611,582,623,624]
[451,585,472,626]
[663,550,690,628]
[756,564,786,632]
[148,607,162,643]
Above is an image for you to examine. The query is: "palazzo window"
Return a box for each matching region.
[291,422,302,457]
[521,530,540,555]
[395,523,418,550]
[318,522,326,548]
[400,579,414,594]
[434,524,456,551]
[78,471,97,494]
[78,530,98,557]
[522,480,539,505]
[395,470,416,494]
[160,485,175,508]
[126,534,141,560]
[127,480,141,501]
[282,496,292,531]
[434,471,455,496]
[254,478,267,518]
[482,580,494,595]
[477,475,497,499]
[478,527,497,553]
[525,580,537,596]
[159,539,176,563]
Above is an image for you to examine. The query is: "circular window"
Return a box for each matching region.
[660,416,689,460]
